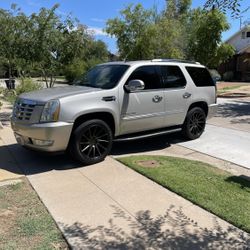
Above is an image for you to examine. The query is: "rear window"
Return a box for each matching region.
[186,67,214,87]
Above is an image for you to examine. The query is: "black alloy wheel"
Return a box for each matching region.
[182,107,206,140]
[70,119,113,165]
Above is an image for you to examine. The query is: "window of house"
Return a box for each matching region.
[160,66,186,88]
[126,66,162,90]
[247,32,250,38]
[185,67,215,87]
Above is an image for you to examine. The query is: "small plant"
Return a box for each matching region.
[16,78,43,95]
[2,78,43,104]
[0,87,4,94]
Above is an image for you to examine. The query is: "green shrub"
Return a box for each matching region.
[3,89,17,104]
[223,71,234,81]
[0,87,4,94]
[2,78,43,104]
[16,78,43,95]
[64,59,87,83]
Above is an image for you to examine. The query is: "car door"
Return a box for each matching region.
[160,65,192,127]
[120,65,165,135]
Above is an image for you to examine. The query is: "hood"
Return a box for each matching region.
[19,86,103,103]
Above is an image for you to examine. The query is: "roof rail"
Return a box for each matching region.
[151,59,200,65]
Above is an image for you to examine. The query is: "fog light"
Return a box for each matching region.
[31,138,54,146]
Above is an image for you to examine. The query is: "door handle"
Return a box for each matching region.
[152,95,163,103]
[102,96,116,102]
[183,92,192,99]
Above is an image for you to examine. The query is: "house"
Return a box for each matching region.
[218,25,250,81]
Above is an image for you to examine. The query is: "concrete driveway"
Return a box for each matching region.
[195,97,250,169]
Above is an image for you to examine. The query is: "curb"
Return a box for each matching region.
[217,93,250,98]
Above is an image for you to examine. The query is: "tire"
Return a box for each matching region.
[182,107,206,140]
[69,119,113,165]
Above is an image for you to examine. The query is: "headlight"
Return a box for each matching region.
[40,99,60,122]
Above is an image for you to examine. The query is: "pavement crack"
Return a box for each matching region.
[76,169,137,221]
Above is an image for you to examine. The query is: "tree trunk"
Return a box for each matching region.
[50,75,53,88]
[41,69,49,88]
[8,60,11,81]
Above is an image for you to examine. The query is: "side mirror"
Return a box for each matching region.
[125,80,145,92]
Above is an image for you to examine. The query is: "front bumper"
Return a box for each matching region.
[207,103,218,119]
[11,120,73,152]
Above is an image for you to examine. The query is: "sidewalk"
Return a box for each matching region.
[0,127,249,249]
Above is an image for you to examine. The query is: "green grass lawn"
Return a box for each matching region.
[118,155,250,233]
[0,178,68,250]
[217,85,242,94]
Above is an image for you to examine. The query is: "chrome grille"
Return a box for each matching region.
[13,99,37,121]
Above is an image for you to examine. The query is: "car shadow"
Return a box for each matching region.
[111,132,184,156]
[0,143,82,176]
[0,132,186,176]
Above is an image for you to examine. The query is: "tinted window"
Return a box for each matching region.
[186,67,214,87]
[76,65,130,89]
[127,66,161,90]
[247,32,250,38]
[161,66,186,88]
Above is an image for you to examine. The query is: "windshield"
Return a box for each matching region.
[75,64,130,89]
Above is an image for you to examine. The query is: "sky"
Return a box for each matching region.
[0,0,250,53]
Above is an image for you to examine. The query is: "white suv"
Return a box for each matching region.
[11,59,217,164]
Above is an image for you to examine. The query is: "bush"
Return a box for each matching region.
[64,59,87,83]
[2,78,43,104]
[0,86,4,94]
[223,71,234,81]
[16,78,43,95]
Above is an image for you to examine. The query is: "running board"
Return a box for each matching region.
[114,128,182,142]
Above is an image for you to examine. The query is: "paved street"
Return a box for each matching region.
[209,97,250,132]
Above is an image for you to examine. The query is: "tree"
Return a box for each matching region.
[0,4,109,87]
[0,4,30,80]
[27,5,89,87]
[152,17,185,59]
[165,0,191,19]
[106,4,157,60]
[209,43,235,68]
[64,39,109,83]
[105,2,193,61]
[155,0,192,59]
[186,8,234,68]
[105,2,233,67]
